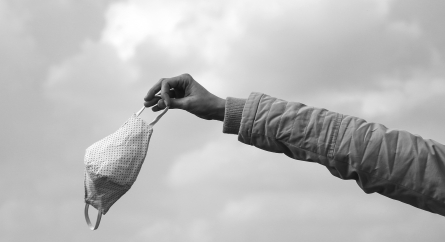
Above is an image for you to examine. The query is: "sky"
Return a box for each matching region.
[1,0,445,241]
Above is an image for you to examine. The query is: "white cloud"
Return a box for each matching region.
[166,136,326,191]
[101,0,246,62]
[0,0,39,84]
[219,196,263,222]
[101,0,181,61]
[98,0,430,102]
[360,77,445,117]
[45,40,140,109]
[101,0,375,66]
[303,73,445,119]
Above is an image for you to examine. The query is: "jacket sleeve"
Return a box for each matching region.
[237,92,445,216]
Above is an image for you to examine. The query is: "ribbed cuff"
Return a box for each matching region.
[223,97,246,135]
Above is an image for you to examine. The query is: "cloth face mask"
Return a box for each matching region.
[84,106,168,230]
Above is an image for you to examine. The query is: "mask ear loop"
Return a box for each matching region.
[136,94,163,117]
[84,204,102,230]
[135,105,169,125]
[136,106,145,117]
[149,106,169,126]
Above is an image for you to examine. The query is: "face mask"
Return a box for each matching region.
[84,106,168,230]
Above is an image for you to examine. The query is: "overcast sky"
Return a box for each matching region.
[1,0,445,241]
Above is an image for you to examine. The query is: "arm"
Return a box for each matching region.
[229,92,445,216]
[144,74,445,216]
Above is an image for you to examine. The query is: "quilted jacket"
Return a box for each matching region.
[223,92,445,216]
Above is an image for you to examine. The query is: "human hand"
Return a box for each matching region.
[144,74,226,121]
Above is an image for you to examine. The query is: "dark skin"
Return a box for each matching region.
[144,73,226,121]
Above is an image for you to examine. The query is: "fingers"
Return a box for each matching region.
[160,80,171,107]
[144,95,161,108]
[145,73,192,110]
[152,96,187,111]
[144,78,163,102]
[152,99,164,112]
[159,74,190,107]
[145,74,190,101]
[144,92,173,108]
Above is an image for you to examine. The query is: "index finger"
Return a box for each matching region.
[144,78,164,102]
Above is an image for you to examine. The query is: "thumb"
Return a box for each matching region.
[169,97,188,110]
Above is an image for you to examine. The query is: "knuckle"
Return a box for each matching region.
[181,73,191,79]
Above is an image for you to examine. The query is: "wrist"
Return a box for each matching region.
[213,97,226,121]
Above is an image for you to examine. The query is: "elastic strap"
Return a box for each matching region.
[136,94,162,117]
[149,106,169,126]
[84,203,102,230]
[136,106,145,117]
[136,106,169,126]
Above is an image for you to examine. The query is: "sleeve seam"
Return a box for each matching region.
[248,93,265,139]
[328,113,343,159]
[275,101,289,140]
[315,109,328,155]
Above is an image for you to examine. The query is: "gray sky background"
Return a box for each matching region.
[1,0,445,241]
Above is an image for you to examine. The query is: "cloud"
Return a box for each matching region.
[9,0,116,63]
[98,0,443,110]
[98,0,442,109]
[299,68,445,120]
[167,136,329,192]
[216,0,436,99]
[45,40,140,109]
[390,0,445,55]
[0,0,39,88]
[101,0,244,63]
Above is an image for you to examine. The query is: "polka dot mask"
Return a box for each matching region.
[83,106,168,230]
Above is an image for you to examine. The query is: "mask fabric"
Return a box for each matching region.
[84,106,168,230]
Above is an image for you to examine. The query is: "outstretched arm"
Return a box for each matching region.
[144,74,445,217]
[235,92,445,217]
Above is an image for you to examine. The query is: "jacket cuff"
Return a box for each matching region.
[238,92,264,145]
[223,97,246,134]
